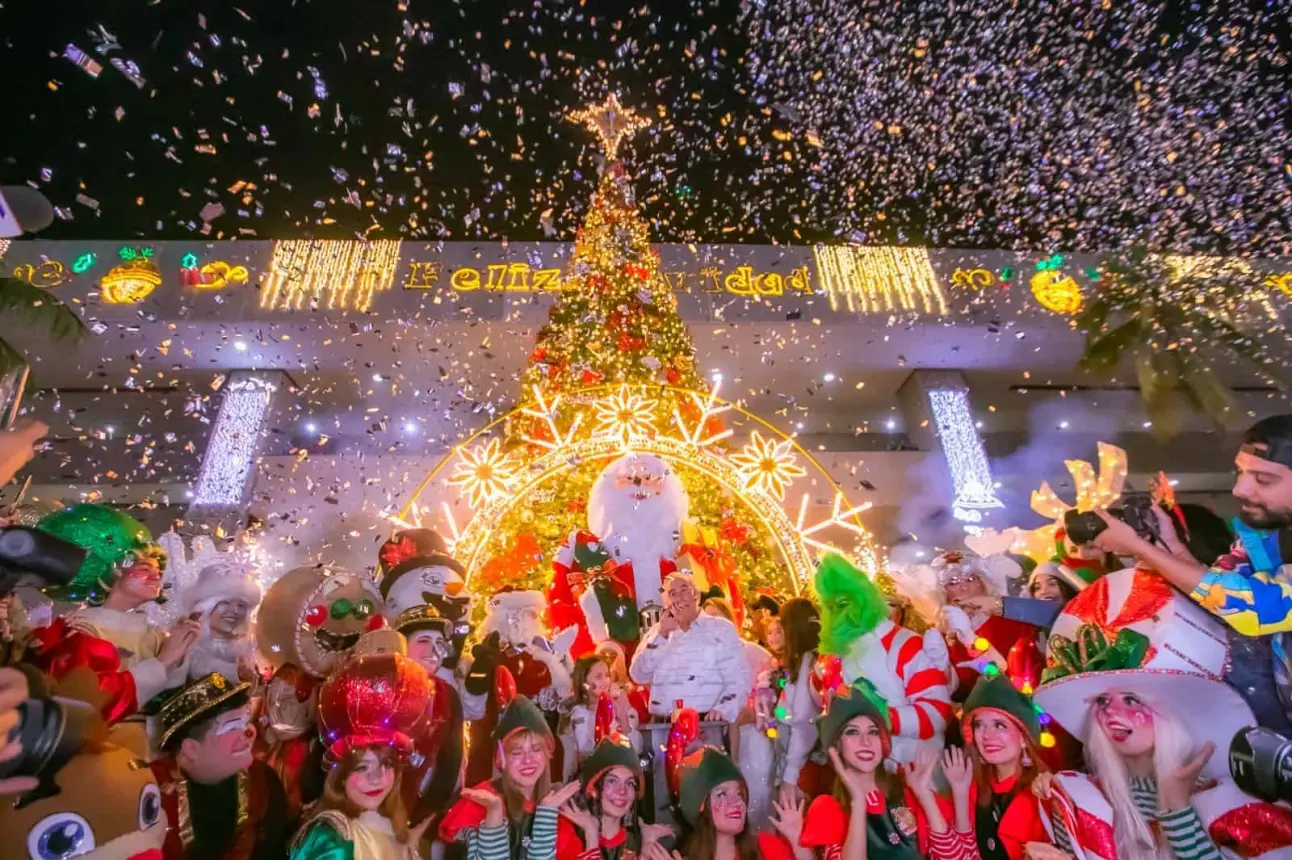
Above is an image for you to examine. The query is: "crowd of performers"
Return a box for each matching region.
[4,415,1292,860]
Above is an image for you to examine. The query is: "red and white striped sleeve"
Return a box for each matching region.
[883,624,954,740]
[926,830,982,860]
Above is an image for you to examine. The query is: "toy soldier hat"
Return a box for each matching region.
[157,672,252,751]
[393,603,452,637]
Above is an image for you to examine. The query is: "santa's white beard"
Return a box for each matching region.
[601,522,679,607]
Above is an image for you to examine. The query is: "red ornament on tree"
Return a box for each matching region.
[318,652,433,759]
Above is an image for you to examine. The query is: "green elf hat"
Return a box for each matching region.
[492,695,553,744]
[816,677,891,757]
[960,673,1045,746]
[678,747,744,825]
[35,503,158,601]
[580,738,644,798]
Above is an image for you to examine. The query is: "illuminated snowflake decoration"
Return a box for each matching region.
[591,386,658,448]
[449,438,519,508]
[730,431,806,501]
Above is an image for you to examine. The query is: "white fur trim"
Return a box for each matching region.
[578,587,611,644]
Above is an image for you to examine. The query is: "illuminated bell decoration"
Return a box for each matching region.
[101,251,162,304]
[1030,269,1083,315]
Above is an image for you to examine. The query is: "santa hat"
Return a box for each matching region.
[181,558,262,615]
[487,588,547,615]
[1034,567,1251,781]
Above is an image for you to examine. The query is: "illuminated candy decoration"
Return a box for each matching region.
[186,260,251,290]
[71,252,97,274]
[100,247,161,304]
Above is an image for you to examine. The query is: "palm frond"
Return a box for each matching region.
[0,277,88,344]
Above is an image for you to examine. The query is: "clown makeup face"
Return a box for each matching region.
[971,709,1025,770]
[344,749,396,811]
[1233,449,1292,530]
[1093,690,1157,759]
[663,577,700,624]
[838,715,885,773]
[501,731,549,792]
[210,598,252,638]
[179,705,257,784]
[406,629,448,675]
[116,557,164,604]
[708,780,747,836]
[596,765,638,820]
[765,618,786,656]
[943,568,987,605]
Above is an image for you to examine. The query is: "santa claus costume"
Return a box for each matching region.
[27,503,181,722]
[463,589,574,784]
[548,453,688,657]
[1033,567,1292,860]
[814,553,953,767]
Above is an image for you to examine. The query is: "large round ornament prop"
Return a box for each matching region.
[318,651,433,759]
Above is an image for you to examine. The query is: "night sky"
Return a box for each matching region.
[2,0,1289,253]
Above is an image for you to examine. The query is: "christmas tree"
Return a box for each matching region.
[409,96,877,604]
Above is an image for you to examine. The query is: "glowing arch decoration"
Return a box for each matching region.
[395,382,880,594]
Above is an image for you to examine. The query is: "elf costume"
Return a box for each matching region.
[150,673,289,860]
[815,554,953,766]
[957,674,1054,860]
[556,739,649,860]
[290,648,433,860]
[801,681,935,860]
[676,748,791,860]
[1033,567,1292,860]
[440,696,561,860]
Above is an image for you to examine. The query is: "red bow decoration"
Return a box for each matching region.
[379,535,419,572]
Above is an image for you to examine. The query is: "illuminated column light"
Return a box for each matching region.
[813,245,947,315]
[191,372,280,508]
[260,240,402,312]
[926,388,1003,522]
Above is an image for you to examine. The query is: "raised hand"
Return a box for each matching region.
[640,820,675,847]
[942,747,974,797]
[460,787,506,827]
[769,795,807,845]
[827,747,871,800]
[540,780,583,810]
[560,799,600,844]
[1158,741,1214,812]
[907,747,940,797]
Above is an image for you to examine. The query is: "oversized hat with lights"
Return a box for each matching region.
[317,650,433,759]
[1033,567,1252,781]
[36,503,162,601]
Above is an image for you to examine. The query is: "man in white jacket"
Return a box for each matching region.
[629,572,750,724]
